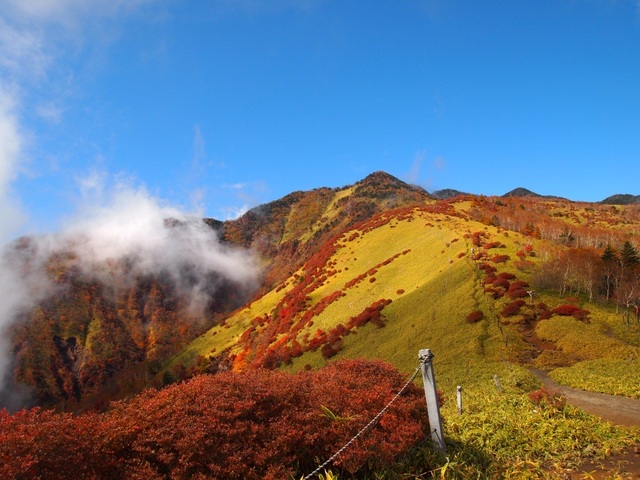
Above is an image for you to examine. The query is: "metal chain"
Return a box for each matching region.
[302,364,422,480]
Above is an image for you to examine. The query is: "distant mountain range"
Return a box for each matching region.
[600,194,640,205]
[432,185,638,204]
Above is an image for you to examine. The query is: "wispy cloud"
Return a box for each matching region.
[402,149,447,193]
[0,0,162,243]
[0,89,25,244]
[213,0,323,15]
[216,180,268,219]
[404,149,426,185]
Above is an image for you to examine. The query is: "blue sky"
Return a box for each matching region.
[1,0,640,242]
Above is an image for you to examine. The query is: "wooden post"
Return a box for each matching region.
[493,374,502,393]
[456,386,463,415]
[419,349,446,453]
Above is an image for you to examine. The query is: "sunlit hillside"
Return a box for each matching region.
[171,191,640,398]
[4,172,640,478]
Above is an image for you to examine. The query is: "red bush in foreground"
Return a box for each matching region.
[0,360,429,480]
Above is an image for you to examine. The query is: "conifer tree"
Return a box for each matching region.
[601,243,619,301]
[601,243,618,263]
[620,241,639,269]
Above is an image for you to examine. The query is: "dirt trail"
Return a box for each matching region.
[530,369,640,427]
[530,370,640,478]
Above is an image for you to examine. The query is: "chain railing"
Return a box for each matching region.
[302,364,423,480]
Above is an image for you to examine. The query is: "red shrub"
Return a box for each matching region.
[0,360,430,480]
[478,263,497,274]
[490,254,510,263]
[507,288,528,299]
[528,388,566,409]
[538,309,552,320]
[483,286,502,299]
[501,299,526,317]
[507,280,530,298]
[491,277,510,289]
[551,304,590,321]
[551,304,581,316]
[466,310,484,324]
[508,279,529,289]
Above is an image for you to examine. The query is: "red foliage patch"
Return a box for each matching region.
[466,310,484,324]
[506,280,530,299]
[501,299,526,317]
[491,277,510,289]
[490,254,510,264]
[528,388,566,409]
[0,360,430,479]
[347,299,392,329]
[551,304,590,321]
[551,304,581,316]
[478,262,497,275]
[506,288,528,299]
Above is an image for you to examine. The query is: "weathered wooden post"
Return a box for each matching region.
[419,349,446,453]
[456,385,463,415]
[493,374,503,393]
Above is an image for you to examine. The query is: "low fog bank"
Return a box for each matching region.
[0,184,259,402]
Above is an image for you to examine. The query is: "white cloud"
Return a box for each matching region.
[433,155,446,170]
[0,0,158,26]
[214,0,323,15]
[405,149,426,184]
[36,102,63,124]
[0,178,259,400]
[0,0,165,243]
[0,87,26,245]
[219,204,251,220]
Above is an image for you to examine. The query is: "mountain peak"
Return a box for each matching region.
[601,194,640,205]
[354,171,428,197]
[502,187,541,198]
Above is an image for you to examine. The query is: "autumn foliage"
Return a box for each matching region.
[0,359,430,480]
[466,310,484,324]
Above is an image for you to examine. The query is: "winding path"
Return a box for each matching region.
[530,369,640,427]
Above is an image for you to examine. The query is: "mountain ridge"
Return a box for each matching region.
[3,170,640,412]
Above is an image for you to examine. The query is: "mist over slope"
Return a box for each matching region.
[0,184,258,410]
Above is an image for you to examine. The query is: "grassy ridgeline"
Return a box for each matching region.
[168,207,640,478]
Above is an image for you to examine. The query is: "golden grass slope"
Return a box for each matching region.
[173,194,640,399]
[170,204,540,393]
